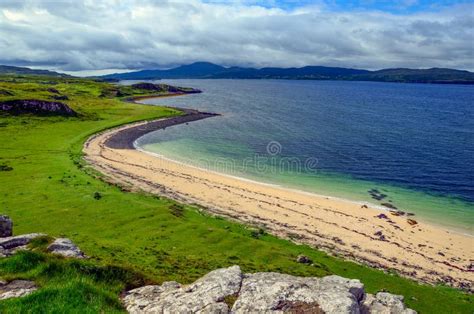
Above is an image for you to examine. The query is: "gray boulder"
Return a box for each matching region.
[124,265,242,313]
[0,280,37,300]
[0,233,45,251]
[233,273,364,313]
[362,292,416,314]
[47,238,86,258]
[0,215,12,237]
[123,266,417,314]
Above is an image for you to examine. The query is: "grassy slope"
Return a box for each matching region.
[0,75,472,313]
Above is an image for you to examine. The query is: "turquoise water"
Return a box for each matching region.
[132,79,474,233]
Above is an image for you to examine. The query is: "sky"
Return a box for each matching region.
[0,0,473,75]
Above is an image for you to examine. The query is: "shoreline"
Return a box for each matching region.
[83,97,473,291]
[134,145,473,238]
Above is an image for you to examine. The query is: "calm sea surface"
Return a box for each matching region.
[130,79,473,232]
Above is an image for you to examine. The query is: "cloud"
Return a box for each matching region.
[0,0,472,73]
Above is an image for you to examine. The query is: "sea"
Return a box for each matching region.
[126,79,473,233]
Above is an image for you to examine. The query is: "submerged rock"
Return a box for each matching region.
[0,280,37,300]
[0,215,12,237]
[0,99,76,116]
[47,238,86,258]
[123,266,416,314]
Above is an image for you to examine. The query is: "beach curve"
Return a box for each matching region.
[83,107,474,292]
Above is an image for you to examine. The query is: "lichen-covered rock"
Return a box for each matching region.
[0,215,12,237]
[362,292,416,314]
[47,238,86,258]
[232,273,364,314]
[0,280,37,300]
[123,266,416,314]
[124,265,242,313]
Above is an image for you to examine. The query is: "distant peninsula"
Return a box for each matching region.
[100,62,474,85]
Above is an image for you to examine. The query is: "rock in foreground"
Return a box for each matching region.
[125,265,242,313]
[124,266,416,313]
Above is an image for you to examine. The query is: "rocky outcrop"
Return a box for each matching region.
[233,273,364,313]
[123,266,416,314]
[0,215,12,237]
[0,233,46,257]
[0,99,76,116]
[0,217,84,259]
[0,280,37,301]
[47,238,86,258]
[131,83,201,94]
[125,265,242,313]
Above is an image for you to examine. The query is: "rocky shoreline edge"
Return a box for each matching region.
[104,107,220,150]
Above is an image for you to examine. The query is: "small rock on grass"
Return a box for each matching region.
[296,254,313,264]
[0,215,13,238]
[0,280,37,300]
[47,238,86,258]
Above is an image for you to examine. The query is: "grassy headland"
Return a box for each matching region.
[0,75,472,312]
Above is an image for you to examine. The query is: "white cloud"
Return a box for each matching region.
[0,0,472,72]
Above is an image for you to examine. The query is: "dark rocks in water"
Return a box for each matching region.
[389,210,405,216]
[0,99,76,116]
[381,202,398,210]
[0,216,12,238]
[368,188,388,201]
[296,254,312,264]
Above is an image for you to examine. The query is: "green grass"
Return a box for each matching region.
[0,75,472,313]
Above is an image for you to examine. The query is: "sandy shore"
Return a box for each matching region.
[83,112,474,291]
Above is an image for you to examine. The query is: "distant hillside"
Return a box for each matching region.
[101,62,474,84]
[351,68,474,84]
[0,65,70,77]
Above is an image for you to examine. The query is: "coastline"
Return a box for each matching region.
[83,109,474,291]
[135,145,474,238]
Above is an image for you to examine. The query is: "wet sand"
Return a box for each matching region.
[83,111,474,291]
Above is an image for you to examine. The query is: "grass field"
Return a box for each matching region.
[0,75,472,313]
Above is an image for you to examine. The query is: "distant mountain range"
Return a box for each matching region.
[1,63,473,84]
[101,62,474,84]
[0,65,70,77]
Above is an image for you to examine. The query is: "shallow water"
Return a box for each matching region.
[130,79,474,233]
